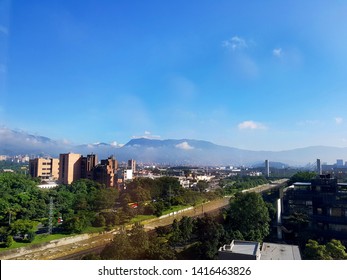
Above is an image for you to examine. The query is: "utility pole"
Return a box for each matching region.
[48,197,53,234]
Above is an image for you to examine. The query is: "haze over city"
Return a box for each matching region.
[1,1,347,151]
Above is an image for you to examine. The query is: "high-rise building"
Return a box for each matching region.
[29,157,59,181]
[59,153,82,185]
[81,154,98,179]
[282,174,347,243]
[265,160,270,177]
[93,156,118,187]
[317,158,322,175]
[128,159,136,173]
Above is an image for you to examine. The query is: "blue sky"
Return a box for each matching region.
[1,0,347,151]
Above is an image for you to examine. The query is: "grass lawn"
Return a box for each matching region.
[130,215,156,224]
[0,226,105,252]
[81,226,105,234]
[0,233,72,252]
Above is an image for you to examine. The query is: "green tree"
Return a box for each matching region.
[289,171,316,184]
[93,188,118,210]
[178,216,194,244]
[100,231,134,259]
[326,239,347,260]
[62,214,89,233]
[225,192,270,242]
[169,219,181,246]
[304,239,331,260]
[10,219,36,238]
[92,214,106,227]
[128,223,150,259]
[153,201,166,217]
[147,236,176,260]
[5,235,14,248]
[194,214,227,259]
[304,239,347,260]
[196,181,209,192]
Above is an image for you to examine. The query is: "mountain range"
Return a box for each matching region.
[1,127,347,166]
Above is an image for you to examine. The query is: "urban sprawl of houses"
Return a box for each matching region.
[0,153,266,190]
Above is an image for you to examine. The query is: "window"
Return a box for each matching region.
[331,208,342,217]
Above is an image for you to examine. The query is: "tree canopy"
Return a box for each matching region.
[304,239,347,260]
[225,192,270,242]
[289,171,316,184]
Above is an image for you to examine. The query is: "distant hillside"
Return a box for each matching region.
[2,127,347,166]
[0,127,68,156]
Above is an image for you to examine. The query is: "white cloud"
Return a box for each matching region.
[132,131,161,139]
[335,117,343,124]
[222,36,248,51]
[222,36,258,79]
[175,141,194,150]
[238,120,267,130]
[110,141,124,147]
[273,48,282,57]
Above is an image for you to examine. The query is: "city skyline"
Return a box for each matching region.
[1,1,347,151]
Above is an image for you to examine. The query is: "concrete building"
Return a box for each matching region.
[93,156,118,187]
[337,159,344,167]
[29,157,59,181]
[128,159,136,173]
[259,242,301,260]
[0,155,8,161]
[81,154,98,180]
[59,153,82,185]
[37,181,59,189]
[218,240,261,260]
[265,160,270,177]
[317,158,322,175]
[320,159,347,179]
[218,240,301,260]
[124,169,133,181]
[282,174,347,243]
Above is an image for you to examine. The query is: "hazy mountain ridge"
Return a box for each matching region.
[2,128,347,166]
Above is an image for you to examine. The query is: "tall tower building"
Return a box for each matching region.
[81,154,98,179]
[317,158,322,175]
[59,153,82,185]
[265,160,270,177]
[93,156,118,187]
[128,159,136,173]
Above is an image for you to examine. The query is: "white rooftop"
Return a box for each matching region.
[260,242,301,260]
[220,240,260,256]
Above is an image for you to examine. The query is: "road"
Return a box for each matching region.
[7,179,287,260]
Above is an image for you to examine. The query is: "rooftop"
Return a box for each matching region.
[260,242,301,260]
[219,240,260,259]
[219,240,301,260]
